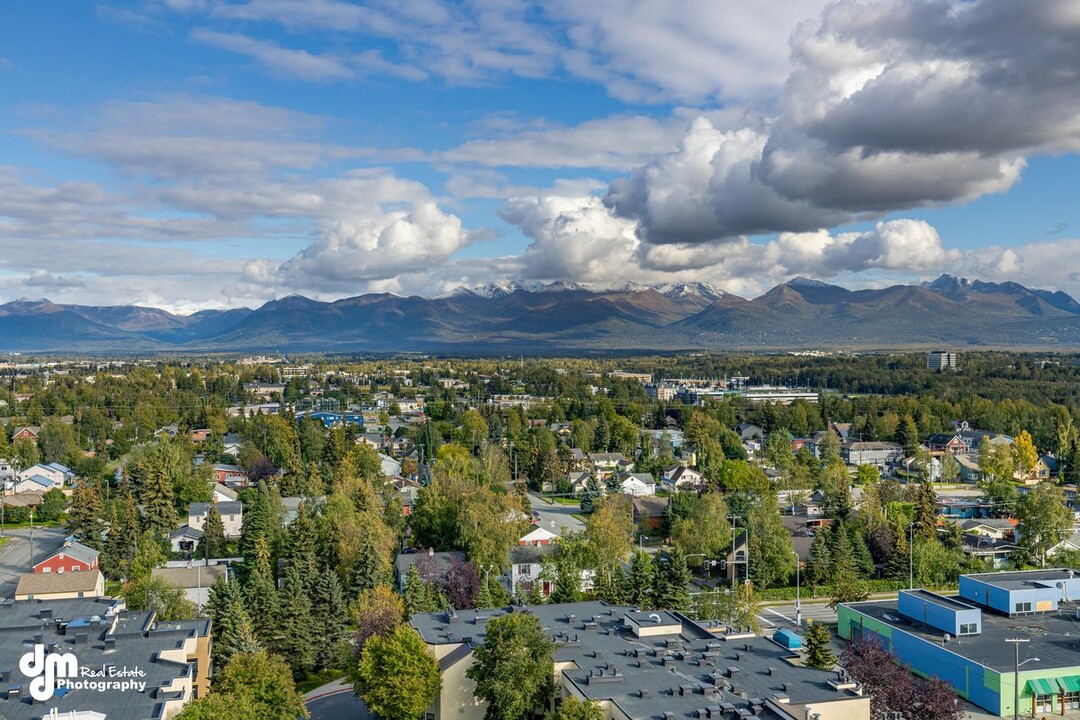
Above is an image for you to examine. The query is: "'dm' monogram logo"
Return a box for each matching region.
[19,644,79,701]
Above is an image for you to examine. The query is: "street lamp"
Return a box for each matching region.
[1005,638,1039,720]
[793,550,802,627]
[639,534,649,551]
[908,521,915,590]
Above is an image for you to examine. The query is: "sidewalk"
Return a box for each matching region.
[304,677,351,702]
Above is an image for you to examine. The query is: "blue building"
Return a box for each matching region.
[301,411,365,429]
[839,569,1080,717]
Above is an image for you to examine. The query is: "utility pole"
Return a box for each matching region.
[908,521,915,589]
[1005,638,1038,720]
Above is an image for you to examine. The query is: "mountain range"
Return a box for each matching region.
[4,276,1080,353]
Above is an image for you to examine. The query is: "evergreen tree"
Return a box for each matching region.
[351,530,391,596]
[578,477,602,513]
[239,483,274,565]
[141,458,179,536]
[198,504,227,560]
[627,551,655,608]
[67,483,104,547]
[655,553,692,613]
[243,537,279,650]
[403,565,438,616]
[807,532,833,591]
[885,522,910,582]
[206,576,249,668]
[804,621,836,669]
[276,566,316,676]
[311,572,350,671]
[280,502,318,588]
[103,492,140,580]
[913,481,937,540]
[847,524,876,577]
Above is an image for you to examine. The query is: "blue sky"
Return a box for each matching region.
[1,0,1078,310]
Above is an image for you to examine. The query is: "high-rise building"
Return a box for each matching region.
[927,350,957,370]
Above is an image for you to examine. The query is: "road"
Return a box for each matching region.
[527,493,586,535]
[307,690,370,720]
[0,526,69,599]
[756,600,838,629]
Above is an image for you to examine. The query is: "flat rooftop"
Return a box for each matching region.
[413,601,862,720]
[846,598,1080,673]
[903,589,978,612]
[962,569,1079,592]
[0,597,205,719]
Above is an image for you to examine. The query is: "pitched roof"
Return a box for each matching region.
[44,540,99,566]
[152,564,229,589]
[189,500,242,516]
[15,570,102,596]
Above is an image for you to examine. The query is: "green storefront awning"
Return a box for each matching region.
[1058,676,1080,693]
[1027,679,1057,695]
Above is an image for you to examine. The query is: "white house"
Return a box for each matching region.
[661,465,704,491]
[14,474,58,494]
[379,453,402,477]
[620,474,656,497]
[188,501,243,538]
[153,564,228,611]
[212,484,239,504]
[518,526,560,547]
[18,463,73,487]
[168,525,204,554]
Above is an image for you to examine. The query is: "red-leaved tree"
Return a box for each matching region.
[841,638,963,720]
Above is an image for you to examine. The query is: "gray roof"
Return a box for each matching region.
[188,501,242,517]
[411,601,862,720]
[0,596,209,719]
[395,550,467,579]
[43,540,99,567]
[845,596,1080,672]
[15,571,102,597]
[152,564,228,589]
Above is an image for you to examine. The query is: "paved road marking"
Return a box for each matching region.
[756,615,776,628]
[765,608,796,625]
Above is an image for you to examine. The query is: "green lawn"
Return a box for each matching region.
[296,669,348,695]
[0,537,10,548]
[552,496,579,505]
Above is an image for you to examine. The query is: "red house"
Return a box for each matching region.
[34,538,99,574]
[13,426,40,443]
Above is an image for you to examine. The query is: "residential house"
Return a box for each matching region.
[843,441,903,469]
[221,432,244,456]
[507,544,554,598]
[188,501,243,538]
[12,426,40,443]
[190,428,213,443]
[619,473,655,497]
[956,454,982,483]
[935,497,993,519]
[518,526,560,547]
[212,484,239,503]
[0,457,15,488]
[959,518,1018,541]
[34,537,100,574]
[14,570,104,600]
[590,452,632,478]
[168,525,204,554]
[566,471,592,494]
[1018,456,1054,485]
[395,549,467,591]
[212,463,249,487]
[735,423,764,442]
[961,535,1020,568]
[1047,528,1080,558]
[660,464,704,492]
[393,476,422,516]
[953,421,1013,454]
[379,453,402,477]
[923,433,968,454]
[567,448,590,472]
[18,462,74,486]
[13,473,58,494]
[153,564,229,610]
[632,496,668,534]
[1038,454,1061,480]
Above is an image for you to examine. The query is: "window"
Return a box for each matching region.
[959,623,978,635]
[1015,601,1032,613]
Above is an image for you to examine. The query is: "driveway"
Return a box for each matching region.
[0,526,69,599]
[527,493,586,535]
[306,684,370,720]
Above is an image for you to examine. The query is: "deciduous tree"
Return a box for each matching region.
[355,626,441,720]
[466,613,555,720]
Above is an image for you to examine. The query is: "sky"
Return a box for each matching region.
[1,0,1079,312]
